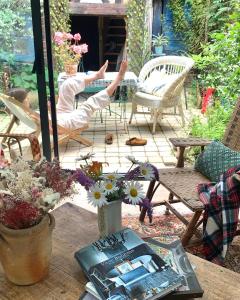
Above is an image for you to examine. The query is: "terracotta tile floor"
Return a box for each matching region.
[0,102,196,217]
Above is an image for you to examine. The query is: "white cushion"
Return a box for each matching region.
[139,69,178,97]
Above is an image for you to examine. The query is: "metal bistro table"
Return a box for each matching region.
[58,72,138,130]
[1,202,240,299]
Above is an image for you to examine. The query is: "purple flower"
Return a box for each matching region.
[74,169,95,190]
[124,166,140,180]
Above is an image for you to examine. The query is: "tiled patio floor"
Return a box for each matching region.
[0,101,196,217]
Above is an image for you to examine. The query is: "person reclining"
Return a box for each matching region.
[56,60,128,132]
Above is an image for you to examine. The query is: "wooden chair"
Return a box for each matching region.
[129,56,194,133]
[139,98,240,247]
[0,93,92,148]
[0,133,41,161]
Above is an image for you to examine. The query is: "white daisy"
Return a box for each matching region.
[101,172,123,181]
[103,180,118,195]
[87,183,108,207]
[124,181,145,204]
[139,163,155,180]
[125,156,140,165]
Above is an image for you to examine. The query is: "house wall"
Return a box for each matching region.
[152,0,186,55]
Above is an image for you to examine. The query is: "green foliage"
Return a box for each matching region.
[10,64,59,95]
[0,0,31,63]
[11,64,37,91]
[50,0,70,71]
[192,7,240,105]
[127,0,151,75]
[168,0,236,54]
[190,102,233,140]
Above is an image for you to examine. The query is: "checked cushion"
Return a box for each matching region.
[194,141,240,182]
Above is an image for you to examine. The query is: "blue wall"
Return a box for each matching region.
[152,0,187,55]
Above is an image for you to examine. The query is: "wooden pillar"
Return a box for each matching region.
[98,16,103,67]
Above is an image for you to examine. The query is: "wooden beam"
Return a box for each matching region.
[69,3,126,16]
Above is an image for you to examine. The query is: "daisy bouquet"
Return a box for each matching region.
[74,154,159,218]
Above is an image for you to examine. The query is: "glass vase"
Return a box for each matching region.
[97,200,122,238]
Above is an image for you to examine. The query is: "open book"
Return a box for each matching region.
[75,228,183,300]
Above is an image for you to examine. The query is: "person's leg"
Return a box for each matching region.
[57,60,109,113]
[83,60,128,110]
[84,60,108,86]
[106,60,128,96]
[57,61,128,130]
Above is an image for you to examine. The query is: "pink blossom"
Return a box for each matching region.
[53,32,64,44]
[54,32,63,40]
[72,45,83,55]
[74,33,81,41]
[80,43,88,54]
[66,33,73,40]
[55,39,64,46]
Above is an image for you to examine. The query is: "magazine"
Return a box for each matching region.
[146,238,204,299]
[80,238,204,300]
[74,228,183,300]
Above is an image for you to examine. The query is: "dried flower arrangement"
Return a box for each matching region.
[74,154,159,218]
[0,158,75,229]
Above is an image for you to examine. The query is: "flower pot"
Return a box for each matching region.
[0,213,55,285]
[64,63,78,76]
[97,200,122,238]
[154,46,163,55]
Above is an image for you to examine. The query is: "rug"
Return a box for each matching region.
[122,213,240,274]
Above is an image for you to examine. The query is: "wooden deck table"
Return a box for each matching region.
[1,202,240,299]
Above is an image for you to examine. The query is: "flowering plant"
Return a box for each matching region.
[53,31,88,65]
[0,158,75,229]
[74,154,159,218]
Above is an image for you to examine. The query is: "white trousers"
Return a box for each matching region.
[56,77,110,130]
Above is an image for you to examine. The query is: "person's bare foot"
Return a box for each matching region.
[106,60,128,96]
[96,60,108,79]
[116,60,128,82]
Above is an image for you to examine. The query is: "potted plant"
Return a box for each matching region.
[0,158,75,285]
[74,154,159,238]
[53,32,88,75]
[152,34,169,55]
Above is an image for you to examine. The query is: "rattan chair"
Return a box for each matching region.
[139,98,240,247]
[0,133,41,161]
[129,56,194,133]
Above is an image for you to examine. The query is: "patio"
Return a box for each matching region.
[0,99,196,217]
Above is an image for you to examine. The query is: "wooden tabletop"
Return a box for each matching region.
[1,202,240,299]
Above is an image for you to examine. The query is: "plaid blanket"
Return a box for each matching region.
[197,165,240,264]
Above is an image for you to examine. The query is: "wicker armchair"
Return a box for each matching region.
[129,56,194,133]
[139,98,240,247]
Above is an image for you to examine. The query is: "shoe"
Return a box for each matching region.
[105,133,113,144]
[126,137,147,146]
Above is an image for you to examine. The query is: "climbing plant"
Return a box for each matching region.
[168,0,233,54]
[126,0,151,75]
[49,0,70,70]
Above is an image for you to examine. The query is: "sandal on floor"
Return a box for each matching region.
[126,137,147,146]
[105,133,113,144]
